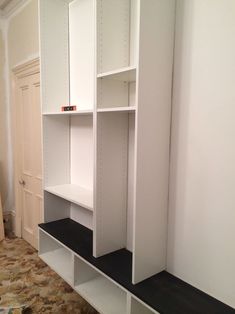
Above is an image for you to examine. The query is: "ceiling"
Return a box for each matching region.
[0,0,24,17]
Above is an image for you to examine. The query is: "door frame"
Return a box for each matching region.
[12,57,40,238]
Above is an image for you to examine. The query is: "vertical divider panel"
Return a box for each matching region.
[94,112,128,257]
[39,0,70,113]
[132,0,176,283]
[93,0,98,255]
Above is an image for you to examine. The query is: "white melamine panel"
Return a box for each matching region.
[97,79,129,108]
[39,230,73,284]
[71,115,94,191]
[69,0,95,110]
[97,0,130,73]
[97,107,136,113]
[129,82,136,107]
[71,203,93,230]
[97,66,136,82]
[133,0,176,283]
[43,110,93,116]
[43,116,70,187]
[39,0,69,113]
[44,192,70,223]
[40,248,73,284]
[45,184,93,211]
[74,256,98,286]
[94,112,129,256]
[75,275,127,314]
[127,113,135,251]
[129,0,139,66]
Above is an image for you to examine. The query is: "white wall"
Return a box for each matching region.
[0,0,39,214]
[0,22,9,212]
[168,0,235,308]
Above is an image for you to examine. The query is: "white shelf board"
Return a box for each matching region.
[45,184,93,211]
[97,106,136,113]
[75,276,127,314]
[40,248,73,284]
[43,110,93,116]
[97,66,136,82]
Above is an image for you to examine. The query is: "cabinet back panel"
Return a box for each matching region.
[40,0,69,112]
[71,115,94,191]
[71,203,93,230]
[44,192,70,223]
[69,0,95,109]
[97,0,130,73]
[43,116,70,187]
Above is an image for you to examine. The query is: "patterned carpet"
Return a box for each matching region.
[0,238,98,313]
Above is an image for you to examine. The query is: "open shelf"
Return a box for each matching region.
[39,229,73,285]
[97,106,136,113]
[75,276,127,314]
[43,110,93,116]
[45,184,93,211]
[39,219,234,314]
[40,248,73,284]
[97,66,136,82]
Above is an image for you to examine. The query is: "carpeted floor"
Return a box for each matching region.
[0,237,98,313]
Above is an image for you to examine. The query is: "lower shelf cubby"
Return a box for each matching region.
[39,229,73,285]
[129,297,157,314]
[38,219,235,314]
[74,257,128,314]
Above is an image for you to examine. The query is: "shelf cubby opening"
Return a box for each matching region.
[43,114,94,227]
[44,192,93,230]
[97,0,138,110]
[129,297,157,314]
[39,229,73,285]
[74,256,128,314]
[97,0,138,74]
[97,76,136,110]
[95,111,135,256]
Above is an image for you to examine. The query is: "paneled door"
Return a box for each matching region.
[13,59,42,249]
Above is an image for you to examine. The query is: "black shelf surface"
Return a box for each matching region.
[39,218,235,314]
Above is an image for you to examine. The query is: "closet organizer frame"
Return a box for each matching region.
[37,0,221,313]
[39,0,175,292]
[39,1,235,313]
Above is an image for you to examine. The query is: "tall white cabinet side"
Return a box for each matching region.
[132,0,176,283]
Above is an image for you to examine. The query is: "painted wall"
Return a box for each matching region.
[0,25,9,211]
[0,0,39,213]
[8,0,39,68]
[167,0,235,308]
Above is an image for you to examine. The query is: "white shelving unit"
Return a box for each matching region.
[39,0,175,313]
